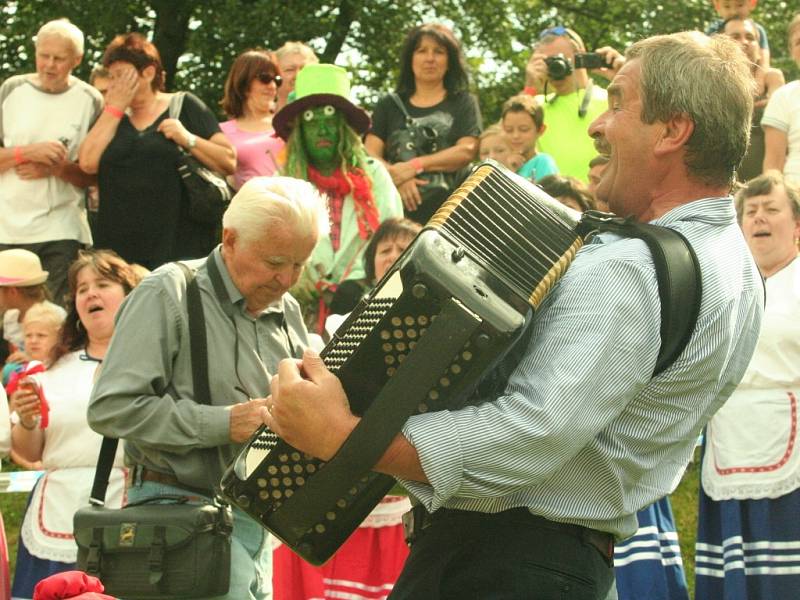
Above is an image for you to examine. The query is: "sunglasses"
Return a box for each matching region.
[255,72,282,87]
[538,26,583,48]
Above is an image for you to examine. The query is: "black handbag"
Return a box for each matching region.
[385,93,457,202]
[74,263,233,599]
[169,92,233,225]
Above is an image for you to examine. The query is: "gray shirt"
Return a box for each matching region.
[88,247,309,491]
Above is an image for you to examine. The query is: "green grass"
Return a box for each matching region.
[0,487,30,580]
[671,454,701,599]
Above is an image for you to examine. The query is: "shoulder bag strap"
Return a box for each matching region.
[578,211,703,376]
[176,262,211,406]
[168,91,186,122]
[389,92,415,127]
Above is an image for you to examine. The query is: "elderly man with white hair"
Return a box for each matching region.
[89,176,328,600]
[0,19,101,306]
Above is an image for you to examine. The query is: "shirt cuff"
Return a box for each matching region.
[401,410,464,511]
[197,404,231,447]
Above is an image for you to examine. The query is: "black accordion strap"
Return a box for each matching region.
[276,297,481,538]
[578,211,702,376]
[89,262,215,506]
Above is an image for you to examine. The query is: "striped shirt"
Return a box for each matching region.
[400,197,763,539]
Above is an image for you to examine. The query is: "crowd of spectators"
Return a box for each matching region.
[0,1,798,598]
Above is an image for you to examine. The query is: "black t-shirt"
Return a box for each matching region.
[95,92,221,269]
[370,91,482,223]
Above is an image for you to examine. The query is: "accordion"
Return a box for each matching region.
[220,162,585,564]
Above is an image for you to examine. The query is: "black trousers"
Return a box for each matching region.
[390,508,615,600]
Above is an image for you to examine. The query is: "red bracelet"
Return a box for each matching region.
[104,104,125,119]
[523,85,538,96]
[13,146,26,165]
[410,157,424,174]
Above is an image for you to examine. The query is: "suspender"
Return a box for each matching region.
[578,211,703,376]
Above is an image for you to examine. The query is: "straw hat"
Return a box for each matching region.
[0,249,48,287]
[272,64,370,141]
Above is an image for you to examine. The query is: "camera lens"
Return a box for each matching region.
[545,55,573,81]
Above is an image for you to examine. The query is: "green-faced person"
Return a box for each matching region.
[272,63,403,321]
[301,105,342,174]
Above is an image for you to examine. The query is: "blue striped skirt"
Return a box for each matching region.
[614,497,689,600]
[695,485,800,600]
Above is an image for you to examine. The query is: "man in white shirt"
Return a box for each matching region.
[0,19,101,306]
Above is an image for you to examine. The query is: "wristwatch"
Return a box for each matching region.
[185,133,197,149]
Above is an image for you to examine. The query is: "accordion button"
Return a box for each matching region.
[475,333,491,349]
[412,283,428,299]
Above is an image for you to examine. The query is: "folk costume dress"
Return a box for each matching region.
[695,256,800,599]
[11,351,125,600]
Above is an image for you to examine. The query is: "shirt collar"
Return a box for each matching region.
[211,246,286,317]
[650,196,736,227]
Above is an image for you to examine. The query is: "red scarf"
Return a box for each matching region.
[307,165,380,249]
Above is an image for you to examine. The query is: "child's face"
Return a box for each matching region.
[713,0,756,20]
[502,111,541,155]
[23,321,59,362]
[479,134,513,163]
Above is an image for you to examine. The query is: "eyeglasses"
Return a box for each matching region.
[255,72,282,87]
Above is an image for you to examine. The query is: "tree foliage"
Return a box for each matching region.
[1,0,797,124]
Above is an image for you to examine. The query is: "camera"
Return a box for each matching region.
[544,54,573,81]
[574,52,611,70]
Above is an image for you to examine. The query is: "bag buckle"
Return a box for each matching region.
[85,528,103,574]
[148,526,166,585]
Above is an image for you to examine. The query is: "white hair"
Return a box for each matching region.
[222,176,329,246]
[275,41,319,65]
[36,19,84,56]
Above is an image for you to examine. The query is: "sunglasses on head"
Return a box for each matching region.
[538,26,582,48]
[256,72,282,87]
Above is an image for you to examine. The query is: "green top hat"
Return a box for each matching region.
[272,64,370,141]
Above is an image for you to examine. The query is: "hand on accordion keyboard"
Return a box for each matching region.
[263,348,360,462]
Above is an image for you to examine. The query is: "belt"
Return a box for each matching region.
[403,506,615,564]
[127,465,212,498]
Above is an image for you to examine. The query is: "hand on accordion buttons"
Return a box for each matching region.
[263,348,360,461]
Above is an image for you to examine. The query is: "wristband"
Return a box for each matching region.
[185,133,197,149]
[524,85,538,96]
[13,146,27,165]
[410,157,424,174]
[104,104,125,119]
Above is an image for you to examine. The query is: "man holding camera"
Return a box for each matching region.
[524,26,622,182]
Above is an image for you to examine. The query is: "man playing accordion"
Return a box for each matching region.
[265,32,763,599]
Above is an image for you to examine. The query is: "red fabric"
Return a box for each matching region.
[307,166,380,245]
[32,571,113,600]
[0,512,9,600]
[5,361,50,428]
[273,523,409,600]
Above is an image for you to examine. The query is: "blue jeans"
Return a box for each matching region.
[127,480,272,600]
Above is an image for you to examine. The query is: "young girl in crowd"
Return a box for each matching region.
[501,94,558,182]
[2,303,64,388]
[478,125,524,172]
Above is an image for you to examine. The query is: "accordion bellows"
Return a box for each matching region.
[221,163,583,564]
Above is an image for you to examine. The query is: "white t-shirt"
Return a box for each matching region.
[0,74,101,244]
[761,80,800,185]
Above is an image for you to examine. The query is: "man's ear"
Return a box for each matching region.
[221,227,236,252]
[654,113,694,157]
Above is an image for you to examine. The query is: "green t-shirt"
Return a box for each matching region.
[536,85,607,183]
